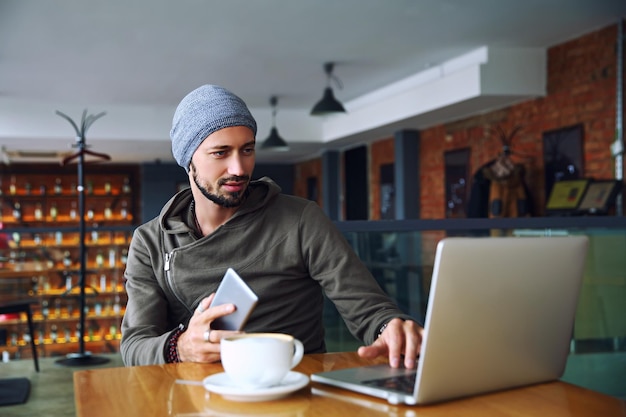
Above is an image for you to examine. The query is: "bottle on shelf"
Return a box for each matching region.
[11,232,21,247]
[49,202,58,221]
[54,177,62,195]
[12,202,21,220]
[96,251,104,268]
[100,274,107,292]
[41,300,49,319]
[69,201,77,220]
[39,275,49,292]
[64,326,71,342]
[113,295,121,316]
[30,276,38,295]
[108,248,116,268]
[120,201,128,219]
[122,177,131,194]
[94,301,102,316]
[104,204,112,219]
[9,175,16,195]
[63,251,72,269]
[50,325,58,343]
[111,275,119,293]
[34,203,43,220]
[22,327,31,344]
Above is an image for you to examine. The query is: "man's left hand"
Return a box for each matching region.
[357,318,423,368]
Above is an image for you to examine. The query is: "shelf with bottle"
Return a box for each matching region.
[0,228,133,358]
[4,229,131,247]
[3,331,123,352]
[1,172,134,198]
[1,320,123,360]
[0,266,127,321]
[1,302,126,327]
[0,229,131,276]
[0,195,134,227]
[0,165,138,359]
[0,166,137,228]
[0,274,127,358]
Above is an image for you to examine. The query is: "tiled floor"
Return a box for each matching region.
[0,353,124,417]
[0,350,624,417]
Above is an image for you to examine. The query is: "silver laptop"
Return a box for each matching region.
[311,236,589,405]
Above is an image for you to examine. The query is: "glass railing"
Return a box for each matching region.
[325,217,626,356]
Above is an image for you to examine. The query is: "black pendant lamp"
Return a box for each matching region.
[261,96,289,151]
[310,62,346,116]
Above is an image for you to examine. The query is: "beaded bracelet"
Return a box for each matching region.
[165,324,185,363]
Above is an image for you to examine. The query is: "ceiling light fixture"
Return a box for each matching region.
[261,96,289,151]
[310,62,346,116]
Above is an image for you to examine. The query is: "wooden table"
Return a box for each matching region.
[74,352,625,417]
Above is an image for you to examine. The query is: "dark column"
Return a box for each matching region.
[141,162,188,221]
[394,130,420,219]
[344,146,369,220]
[322,150,341,220]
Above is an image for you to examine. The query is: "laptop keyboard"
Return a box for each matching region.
[362,372,417,394]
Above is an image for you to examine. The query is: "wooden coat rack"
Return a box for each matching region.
[55,109,111,367]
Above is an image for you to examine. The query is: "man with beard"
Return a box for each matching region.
[120,85,423,367]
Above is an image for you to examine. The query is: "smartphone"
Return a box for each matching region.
[209,268,259,330]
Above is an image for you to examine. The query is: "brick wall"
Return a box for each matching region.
[293,158,323,207]
[294,22,623,219]
[368,138,395,220]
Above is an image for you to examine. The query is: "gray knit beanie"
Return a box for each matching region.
[170,84,257,172]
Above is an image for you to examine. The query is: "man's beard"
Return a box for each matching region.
[192,173,249,208]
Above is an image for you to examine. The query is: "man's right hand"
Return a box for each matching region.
[176,293,241,363]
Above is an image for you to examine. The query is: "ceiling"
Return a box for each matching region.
[0,0,625,165]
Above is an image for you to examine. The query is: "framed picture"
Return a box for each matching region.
[545,179,589,214]
[543,124,584,201]
[577,180,621,214]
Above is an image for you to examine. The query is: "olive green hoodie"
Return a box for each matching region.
[121,177,412,365]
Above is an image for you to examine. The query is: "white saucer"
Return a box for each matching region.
[203,371,309,402]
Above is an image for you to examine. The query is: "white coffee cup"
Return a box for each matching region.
[220,333,304,389]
